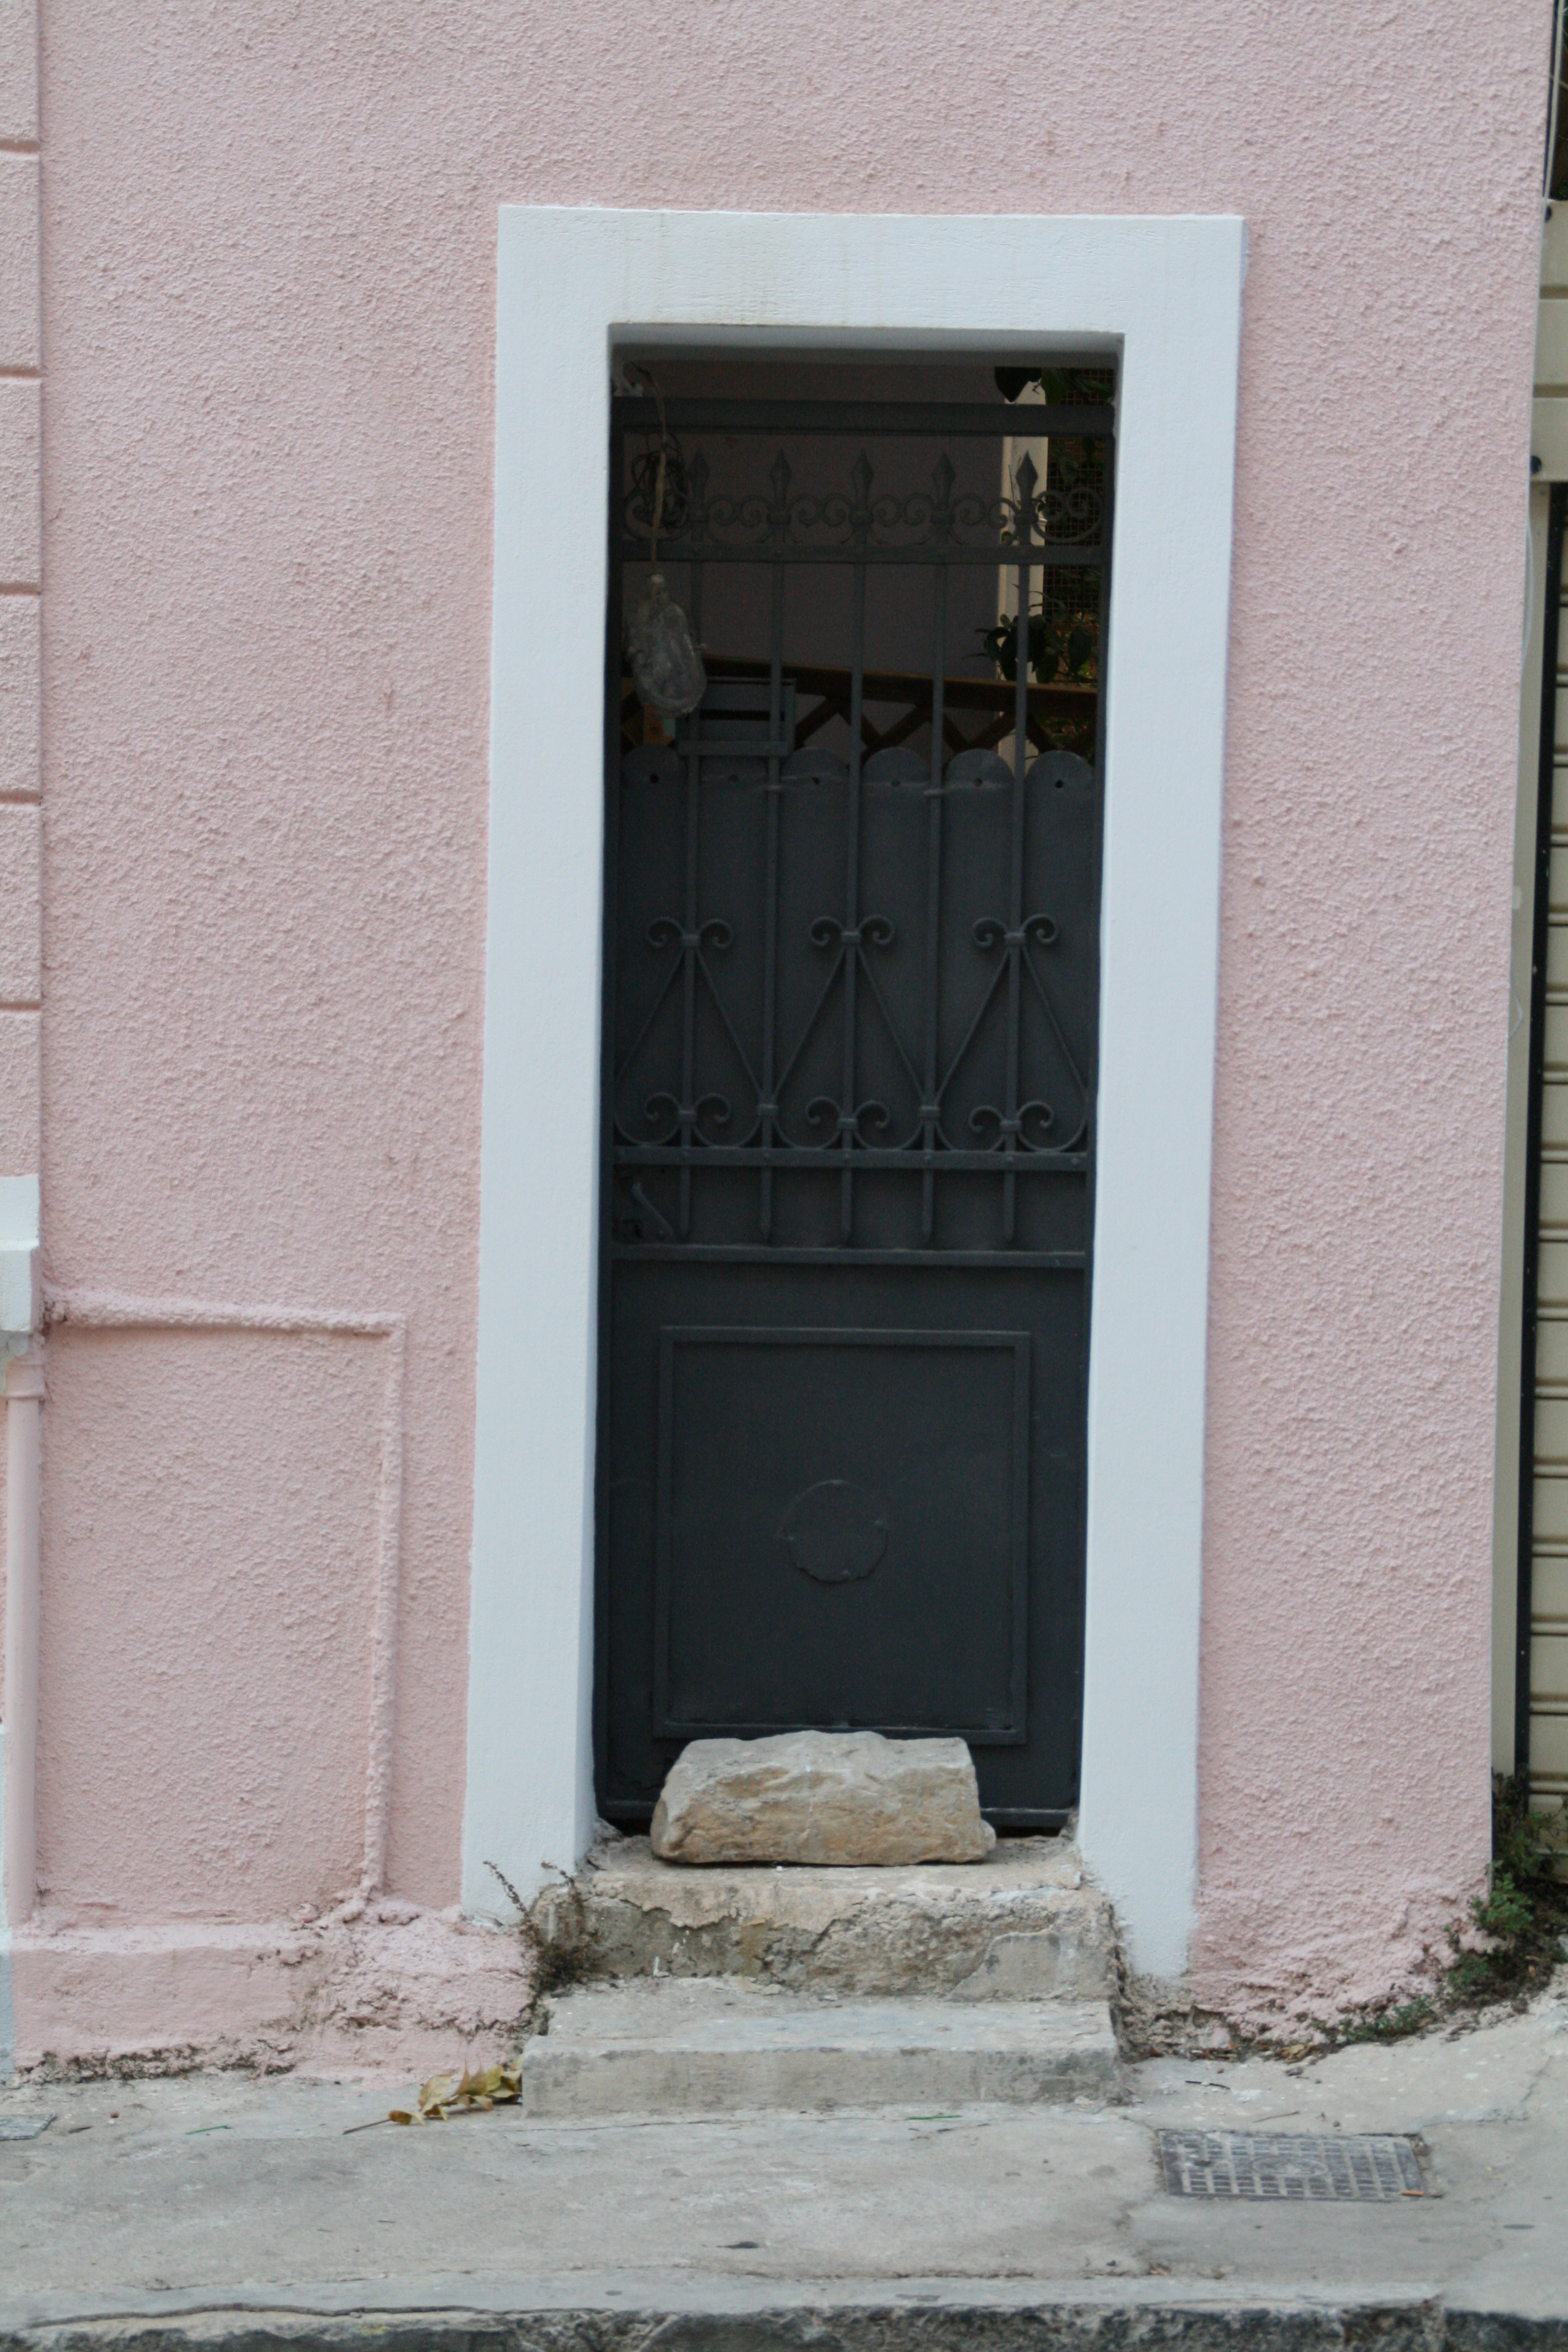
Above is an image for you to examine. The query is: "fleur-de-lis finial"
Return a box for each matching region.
[767,450,792,544]
[681,450,708,546]
[929,454,956,544]
[849,451,874,544]
[1013,451,1040,541]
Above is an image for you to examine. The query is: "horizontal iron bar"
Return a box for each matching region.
[656,1716,1026,1744]
[615,398,1115,439]
[699,655,1095,714]
[984,1809,1076,1828]
[595,1798,1073,1820]
[612,1245,1086,1267]
[654,736,796,757]
[621,541,1105,567]
[616,1146,1087,1173]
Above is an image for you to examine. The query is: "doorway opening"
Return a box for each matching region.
[593,351,1116,1828]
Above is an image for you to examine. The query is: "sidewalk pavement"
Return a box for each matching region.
[3,1983,1568,2349]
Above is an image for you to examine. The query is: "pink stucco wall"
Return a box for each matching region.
[38,1330,383,1921]
[11,0,1549,2042]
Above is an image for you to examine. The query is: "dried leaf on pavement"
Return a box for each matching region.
[388,2060,521,2125]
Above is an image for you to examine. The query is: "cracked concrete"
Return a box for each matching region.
[1,1979,1567,2340]
[536,1835,1116,2000]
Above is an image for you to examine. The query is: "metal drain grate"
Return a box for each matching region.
[1157,2129,1422,2201]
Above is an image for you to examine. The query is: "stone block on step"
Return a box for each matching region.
[650,1729,996,1866]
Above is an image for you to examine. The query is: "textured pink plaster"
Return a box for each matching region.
[0,377,38,586]
[0,800,39,1001]
[36,1328,384,1923]
[0,598,41,788]
[0,155,38,371]
[0,1012,38,1176]
[10,1905,532,2080]
[0,0,34,148]
[22,0,1549,2046]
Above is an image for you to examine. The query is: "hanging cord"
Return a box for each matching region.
[629,364,676,570]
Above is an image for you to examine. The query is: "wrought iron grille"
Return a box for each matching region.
[606,394,1112,1267]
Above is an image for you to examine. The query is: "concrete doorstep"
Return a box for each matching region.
[3,1978,1568,2348]
[537,1832,1117,2001]
[516,1831,1123,2117]
[522,1978,1122,2115]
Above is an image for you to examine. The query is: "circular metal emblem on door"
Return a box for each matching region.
[778,1479,889,1584]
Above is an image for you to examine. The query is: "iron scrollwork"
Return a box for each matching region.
[616,883,1089,1169]
[634,915,743,1148]
[612,410,1105,1250]
[625,447,1105,560]
[964,908,1087,1159]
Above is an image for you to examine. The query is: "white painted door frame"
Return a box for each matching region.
[464,208,1244,1976]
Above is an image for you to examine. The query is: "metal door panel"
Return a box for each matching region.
[655,1326,1029,1737]
[596,385,1112,1824]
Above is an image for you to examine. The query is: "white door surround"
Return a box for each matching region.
[465,207,1244,1977]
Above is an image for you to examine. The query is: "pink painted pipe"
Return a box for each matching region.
[2,1353,43,1928]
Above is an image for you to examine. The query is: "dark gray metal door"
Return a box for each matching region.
[596,386,1112,1825]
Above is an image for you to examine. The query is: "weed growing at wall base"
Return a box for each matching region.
[485,1860,589,2020]
[1341,1999,1437,2045]
[1446,1777,1568,2002]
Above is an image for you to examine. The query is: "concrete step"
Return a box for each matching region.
[521,1977,1122,2117]
[534,1830,1117,2000]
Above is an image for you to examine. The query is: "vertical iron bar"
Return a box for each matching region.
[1071,426,1114,1800]
[760,564,786,1240]
[1517,483,1567,1786]
[677,743,699,1239]
[921,566,948,1242]
[841,563,866,1241]
[1004,511,1031,1245]
[675,559,707,1240]
[1092,434,1113,798]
